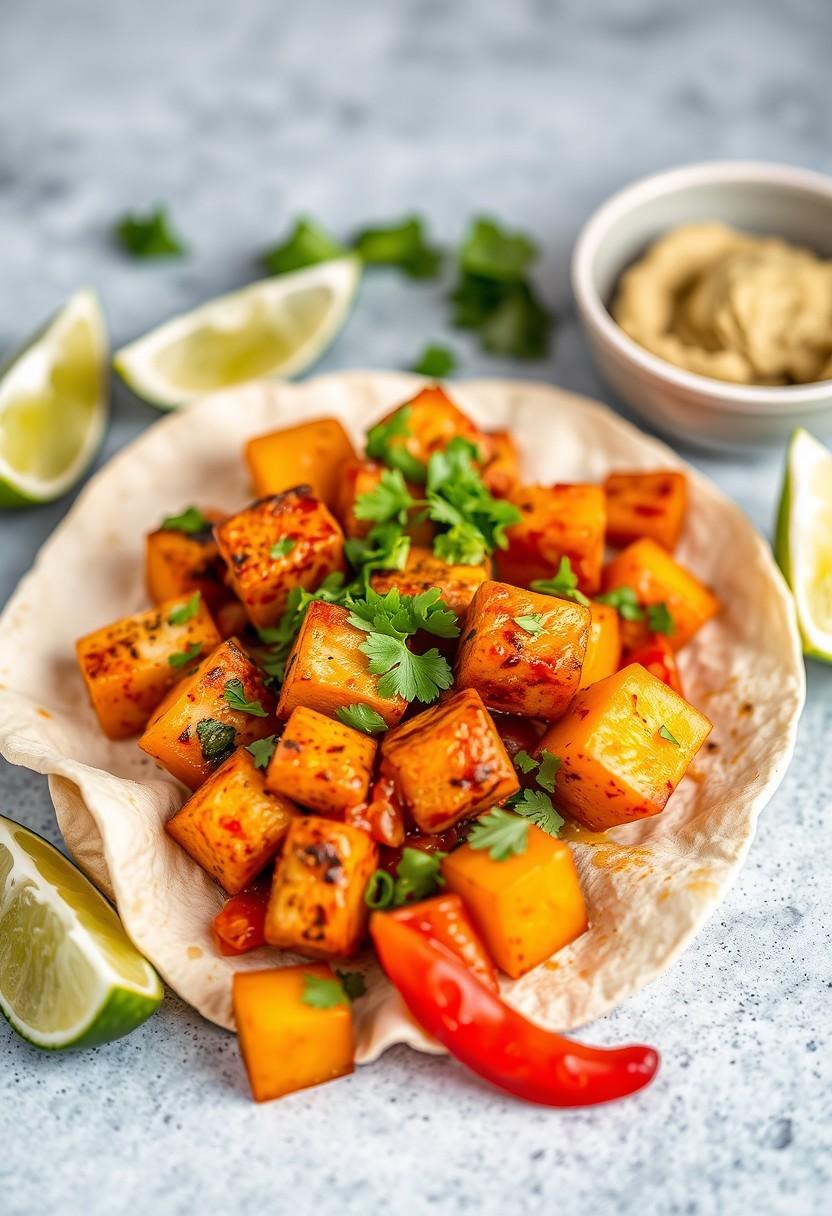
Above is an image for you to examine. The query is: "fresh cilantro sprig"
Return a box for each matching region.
[596,586,675,636]
[514,613,544,637]
[301,970,367,1009]
[647,603,675,637]
[263,216,344,275]
[196,718,236,764]
[531,557,590,607]
[658,724,680,746]
[353,469,419,527]
[224,678,268,717]
[168,591,201,625]
[343,523,411,583]
[116,206,185,258]
[159,506,210,534]
[246,735,277,769]
[411,344,457,377]
[366,406,427,483]
[504,749,564,837]
[352,216,442,278]
[364,848,446,909]
[346,587,457,704]
[468,809,529,861]
[346,586,459,641]
[336,704,388,735]
[168,642,203,669]
[425,437,521,566]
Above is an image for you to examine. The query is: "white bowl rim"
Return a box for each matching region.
[571,159,832,415]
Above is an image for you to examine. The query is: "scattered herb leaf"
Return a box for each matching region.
[335,970,367,1001]
[196,718,236,765]
[361,633,453,704]
[468,808,529,861]
[246,735,277,769]
[530,556,590,606]
[263,216,344,275]
[354,468,418,527]
[167,591,202,626]
[301,972,350,1009]
[514,613,544,636]
[459,217,537,282]
[223,677,268,717]
[365,406,427,484]
[159,506,210,534]
[426,437,521,565]
[168,641,203,669]
[596,585,645,622]
[535,749,561,793]
[647,602,675,637]
[658,724,680,746]
[352,216,442,278]
[270,537,297,559]
[411,343,457,377]
[335,704,389,735]
[514,749,538,775]
[115,206,185,258]
[509,787,565,837]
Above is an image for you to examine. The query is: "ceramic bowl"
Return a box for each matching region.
[571,161,832,452]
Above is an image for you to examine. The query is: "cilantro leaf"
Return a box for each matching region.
[408,588,460,639]
[159,506,210,534]
[426,437,521,565]
[365,406,427,484]
[596,586,645,622]
[514,749,538,775]
[168,641,203,669]
[468,808,529,861]
[364,848,445,909]
[301,972,350,1009]
[353,469,418,526]
[167,591,201,626]
[115,206,185,258]
[246,735,277,769]
[434,523,488,566]
[361,634,453,703]
[196,718,236,764]
[335,970,367,1001]
[335,704,388,735]
[263,216,344,275]
[647,602,675,637]
[535,749,561,793]
[346,586,459,641]
[460,217,537,282]
[344,523,411,580]
[450,273,507,329]
[479,281,552,360]
[658,724,680,746]
[223,677,268,717]
[352,216,442,279]
[411,344,457,377]
[514,613,544,636]
[270,537,297,559]
[530,557,590,607]
[509,787,564,837]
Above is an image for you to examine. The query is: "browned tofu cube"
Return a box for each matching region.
[76,595,222,740]
[214,488,346,630]
[496,483,606,595]
[481,430,520,498]
[145,507,229,611]
[166,746,295,893]
[370,545,491,618]
[244,417,356,510]
[276,600,407,727]
[368,385,489,474]
[139,638,277,788]
[264,816,378,958]
[379,688,519,832]
[336,458,433,544]
[604,471,687,552]
[266,706,377,817]
[455,580,590,720]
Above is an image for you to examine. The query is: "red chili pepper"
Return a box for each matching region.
[389,893,500,994]
[211,878,270,956]
[370,913,659,1107]
[626,635,684,697]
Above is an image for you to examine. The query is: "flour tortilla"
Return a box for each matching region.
[0,373,805,1062]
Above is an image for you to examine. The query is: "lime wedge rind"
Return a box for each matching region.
[775,427,832,665]
[114,256,361,410]
[0,289,109,507]
[0,814,162,1050]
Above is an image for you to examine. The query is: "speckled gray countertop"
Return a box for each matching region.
[1,1,831,1213]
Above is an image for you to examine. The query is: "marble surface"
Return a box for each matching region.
[2,1,831,1212]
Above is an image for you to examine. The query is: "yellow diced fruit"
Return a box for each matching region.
[145,508,229,612]
[276,600,407,727]
[371,385,489,470]
[166,746,294,893]
[442,826,588,978]
[214,488,346,630]
[604,470,687,552]
[579,601,622,689]
[455,580,590,720]
[496,483,606,595]
[379,688,519,832]
[537,663,712,832]
[75,596,222,741]
[370,545,491,619]
[481,429,520,498]
[244,417,356,511]
[138,638,277,789]
[336,458,434,544]
[266,706,377,817]
[264,816,378,958]
[601,537,719,651]
[233,964,354,1102]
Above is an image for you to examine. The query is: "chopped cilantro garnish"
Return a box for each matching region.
[159,506,210,534]
[352,216,442,278]
[365,406,427,484]
[196,718,236,765]
[411,343,457,377]
[346,588,456,699]
[596,585,645,621]
[658,724,680,746]
[168,642,203,669]
[115,206,185,258]
[344,523,411,581]
[335,704,388,735]
[647,602,675,637]
[362,634,453,703]
[223,678,268,717]
[509,787,565,837]
[425,437,521,566]
[364,848,445,909]
[468,808,530,861]
[531,557,590,606]
[246,735,277,769]
[301,972,352,1010]
[167,591,201,626]
[513,749,538,775]
[353,469,418,527]
[513,613,544,636]
[535,749,561,794]
[262,216,344,275]
[460,217,537,282]
[270,537,297,559]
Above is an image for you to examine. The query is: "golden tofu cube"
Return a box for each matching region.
[602,537,719,651]
[139,638,277,789]
[370,545,491,619]
[336,458,433,544]
[76,595,222,740]
[264,816,378,958]
[496,483,606,595]
[537,663,712,831]
[266,706,377,817]
[214,488,346,630]
[579,601,622,689]
[166,746,295,893]
[379,688,519,832]
[276,600,407,727]
[455,580,590,720]
[604,470,687,552]
[233,964,354,1102]
[443,827,588,978]
[244,417,356,510]
[145,507,229,611]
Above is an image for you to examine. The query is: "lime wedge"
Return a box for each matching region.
[114,256,361,409]
[775,427,832,664]
[0,289,108,507]
[0,814,162,1049]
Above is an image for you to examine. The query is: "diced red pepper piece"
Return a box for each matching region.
[624,635,684,697]
[211,877,271,956]
[389,893,500,994]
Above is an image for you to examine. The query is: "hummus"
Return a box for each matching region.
[612,222,832,385]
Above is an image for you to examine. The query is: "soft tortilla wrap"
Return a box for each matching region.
[0,373,805,1062]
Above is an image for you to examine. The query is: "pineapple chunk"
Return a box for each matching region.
[496,483,606,595]
[266,706,377,817]
[601,538,719,651]
[244,417,356,510]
